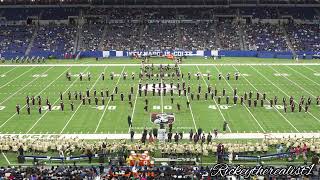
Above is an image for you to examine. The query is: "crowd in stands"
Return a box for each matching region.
[0,7,319,57]
[0,134,320,179]
[1,164,318,179]
[243,22,289,52]
[239,8,279,19]
[0,25,34,57]
[1,132,320,159]
[80,23,104,51]
[102,23,142,51]
[31,24,76,54]
[286,23,320,52]
[179,22,218,50]
[216,19,241,50]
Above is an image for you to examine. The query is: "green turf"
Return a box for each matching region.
[0,57,320,134]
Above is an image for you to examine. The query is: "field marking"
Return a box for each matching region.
[238,65,301,131]
[59,67,106,134]
[250,65,307,132]
[269,66,320,123]
[178,65,197,131]
[303,65,319,73]
[1,63,320,67]
[0,67,35,90]
[0,67,61,129]
[27,67,85,133]
[196,65,232,132]
[270,66,315,97]
[128,79,141,133]
[94,66,125,133]
[2,152,11,165]
[1,66,17,75]
[213,65,265,133]
[0,67,54,105]
[160,78,164,113]
[286,66,320,89]
[1,132,319,139]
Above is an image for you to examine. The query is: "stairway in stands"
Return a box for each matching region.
[25,26,38,56]
[280,23,296,56]
[98,25,108,51]
[212,20,222,49]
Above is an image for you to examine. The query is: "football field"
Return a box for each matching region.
[0,57,320,135]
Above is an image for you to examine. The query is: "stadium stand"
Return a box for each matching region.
[243,22,289,52]
[286,23,320,52]
[79,23,104,51]
[30,24,76,57]
[0,6,319,59]
[0,25,34,58]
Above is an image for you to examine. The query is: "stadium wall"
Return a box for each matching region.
[3,50,319,60]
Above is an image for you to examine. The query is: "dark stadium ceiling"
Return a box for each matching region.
[0,0,319,5]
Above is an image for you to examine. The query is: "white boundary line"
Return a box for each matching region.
[0,67,35,90]
[268,66,320,123]
[213,65,265,133]
[0,67,54,105]
[1,133,320,139]
[94,66,125,133]
[178,65,197,131]
[59,66,105,134]
[196,65,232,132]
[128,79,141,133]
[2,152,11,165]
[0,63,320,67]
[25,66,83,133]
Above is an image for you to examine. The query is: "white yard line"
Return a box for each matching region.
[178,65,197,130]
[94,66,125,133]
[196,65,232,132]
[24,66,87,133]
[213,65,265,133]
[160,78,164,113]
[270,66,315,97]
[1,63,320,67]
[0,67,58,129]
[286,66,320,89]
[303,65,319,73]
[0,67,35,90]
[128,79,141,133]
[0,67,55,105]
[1,66,17,75]
[234,65,301,132]
[59,67,105,134]
[268,66,320,123]
[2,152,11,165]
[250,65,304,132]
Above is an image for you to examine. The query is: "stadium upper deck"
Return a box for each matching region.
[0,1,319,59]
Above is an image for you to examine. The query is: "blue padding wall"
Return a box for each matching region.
[218,50,258,57]
[258,52,275,58]
[80,51,103,58]
[276,55,293,59]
